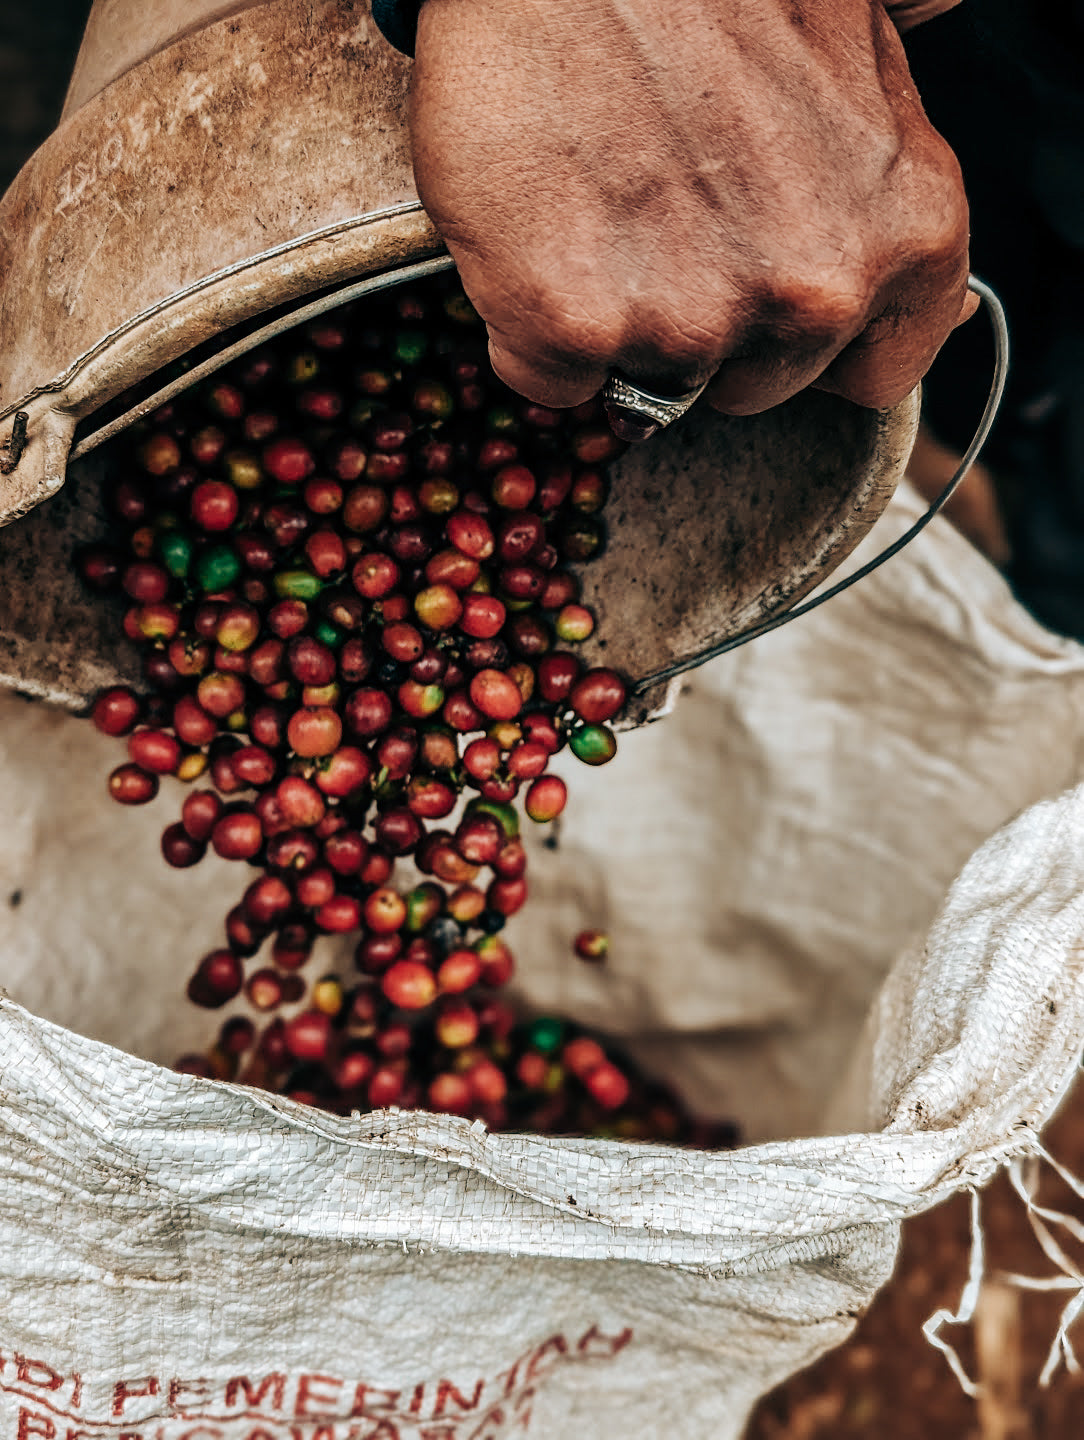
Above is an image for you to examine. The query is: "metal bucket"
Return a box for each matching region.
[0,0,919,717]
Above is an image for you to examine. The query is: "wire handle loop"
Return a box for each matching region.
[632,275,1011,696]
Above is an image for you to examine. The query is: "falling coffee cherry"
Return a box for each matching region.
[78,271,732,1152]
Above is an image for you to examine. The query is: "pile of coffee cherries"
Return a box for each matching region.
[77,274,734,1148]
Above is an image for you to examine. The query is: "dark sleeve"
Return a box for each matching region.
[372,0,421,56]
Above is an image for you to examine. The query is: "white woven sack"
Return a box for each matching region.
[3,485,1084,1440]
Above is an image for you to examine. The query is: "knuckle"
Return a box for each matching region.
[901,155,970,270]
[506,255,626,366]
[850,376,916,409]
[527,294,624,368]
[634,308,728,377]
[827,358,920,410]
[915,208,969,274]
[460,239,627,370]
[762,270,870,347]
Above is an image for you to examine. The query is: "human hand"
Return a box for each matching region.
[410,0,974,423]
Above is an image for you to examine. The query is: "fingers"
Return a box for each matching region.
[486,337,607,411]
[703,275,877,415]
[955,287,981,328]
[705,341,851,416]
[448,252,619,409]
[815,267,973,409]
[492,270,972,419]
[480,280,728,411]
[437,174,971,421]
[482,246,972,421]
[709,264,976,416]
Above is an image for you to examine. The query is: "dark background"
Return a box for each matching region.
[0,2,91,195]
[908,1,1084,638]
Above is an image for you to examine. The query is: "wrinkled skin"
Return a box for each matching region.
[411,0,975,418]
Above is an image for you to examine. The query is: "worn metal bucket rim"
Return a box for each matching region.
[0,201,438,432]
[68,249,456,464]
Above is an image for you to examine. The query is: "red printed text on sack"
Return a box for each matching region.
[0,1326,631,1440]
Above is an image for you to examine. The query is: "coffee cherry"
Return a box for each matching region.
[568,724,617,766]
[382,960,438,1010]
[140,433,182,475]
[128,729,182,775]
[188,950,244,1008]
[364,887,407,934]
[437,948,483,993]
[427,1072,472,1114]
[426,548,479,590]
[398,680,445,719]
[275,776,326,829]
[459,593,506,639]
[92,687,142,737]
[584,1061,629,1110]
[196,672,245,720]
[497,511,544,563]
[447,510,494,559]
[569,668,626,724]
[525,774,567,822]
[273,924,314,971]
[517,1052,549,1089]
[574,929,609,963]
[469,669,522,721]
[406,775,457,818]
[161,823,206,868]
[180,791,222,842]
[374,807,423,856]
[368,1065,406,1108]
[414,584,462,631]
[122,562,170,604]
[554,604,595,642]
[487,876,527,917]
[507,741,549,780]
[491,464,536,509]
[448,885,487,925]
[312,747,369,799]
[211,810,263,860]
[537,653,580,704]
[283,1008,329,1065]
[191,480,239,533]
[344,687,393,739]
[194,544,242,594]
[246,968,285,1011]
[288,706,343,758]
[335,1050,375,1092]
[264,437,315,484]
[434,998,480,1049]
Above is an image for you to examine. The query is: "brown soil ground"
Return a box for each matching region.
[747,1075,1084,1440]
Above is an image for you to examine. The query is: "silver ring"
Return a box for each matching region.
[602,373,708,431]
